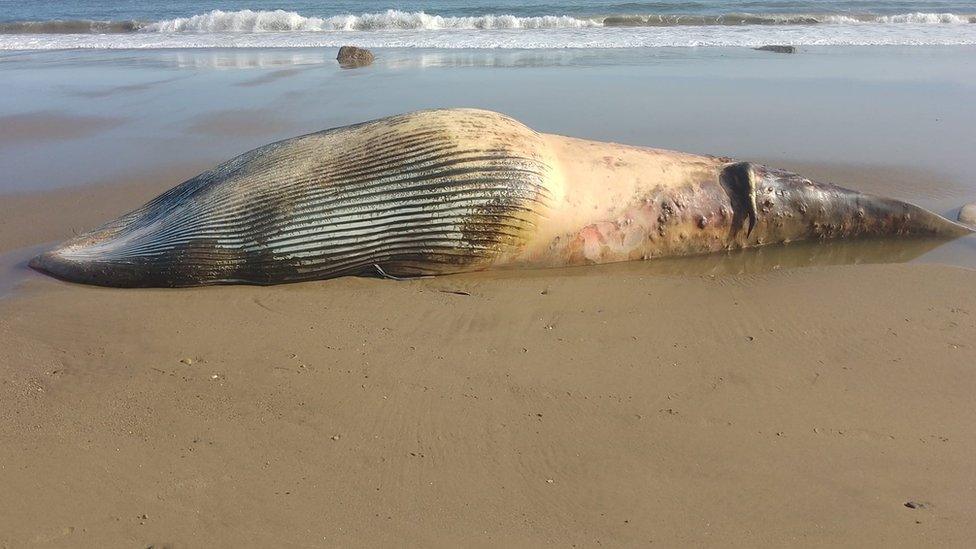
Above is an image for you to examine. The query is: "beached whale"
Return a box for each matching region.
[30,108,972,287]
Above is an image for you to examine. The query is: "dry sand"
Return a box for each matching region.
[1,167,975,547]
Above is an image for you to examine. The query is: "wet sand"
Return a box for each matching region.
[2,46,976,546]
[2,238,976,546]
[0,111,124,145]
[0,166,206,254]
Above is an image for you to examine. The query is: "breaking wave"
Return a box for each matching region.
[143,10,600,32]
[603,12,976,26]
[1,10,974,35]
[3,9,976,49]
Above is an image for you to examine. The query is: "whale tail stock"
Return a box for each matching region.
[517,134,972,269]
[720,162,973,243]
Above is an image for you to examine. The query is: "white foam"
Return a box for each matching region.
[136,10,976,33]
[6,26,976,50]
[876,12,972,24]
[819,12,972,24]
[141,9,601,33]
[3,9,976,50]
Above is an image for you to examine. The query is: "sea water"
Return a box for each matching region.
[1,0,975,49]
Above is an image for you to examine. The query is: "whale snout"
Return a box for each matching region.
[28,227,247,288]
[29,243,154,287]
[29,249,72,281]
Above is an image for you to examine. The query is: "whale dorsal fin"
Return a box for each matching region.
[720,162,758,237]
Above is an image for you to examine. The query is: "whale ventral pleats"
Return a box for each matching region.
[31,109,554,287]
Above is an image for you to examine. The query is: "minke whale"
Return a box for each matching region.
[30,108,973,287]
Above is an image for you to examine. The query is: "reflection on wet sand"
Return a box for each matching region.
[4,234,967,300]
[165,50,332,70]
[62,76,183,98]
[0,110,124,144]
[0,49,337,70]
[236,67,309,87]
[183,108,293,137]
[11,48,688,72]
[917,233,976,270]
[382,50,634,69]
[506,236,971,280]
[646,237,973,276]
[155,49,596,71]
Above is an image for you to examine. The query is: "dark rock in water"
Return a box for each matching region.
[755,45,796,54]
[337,46,374,68]
[958,203,976,227]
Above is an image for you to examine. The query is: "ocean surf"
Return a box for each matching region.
[1,8,976,50]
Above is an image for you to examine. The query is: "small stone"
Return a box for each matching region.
[139,514,148,520]
[331,434,341,441]
[337,46,374,68]
[746,336,754,341]
[755,45,796,54]
[180,357,193,365]
[546,479,554,484]
[904,501,929,510]
[958,203,976,227]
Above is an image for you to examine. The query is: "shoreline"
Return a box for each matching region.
[4,43,976,55]
[5,42,976,49]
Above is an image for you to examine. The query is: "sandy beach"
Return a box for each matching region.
[2,46,976,546]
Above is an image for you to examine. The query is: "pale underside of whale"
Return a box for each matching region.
[30,108,973,287]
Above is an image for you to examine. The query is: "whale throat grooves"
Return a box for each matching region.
[31,110,554,287]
